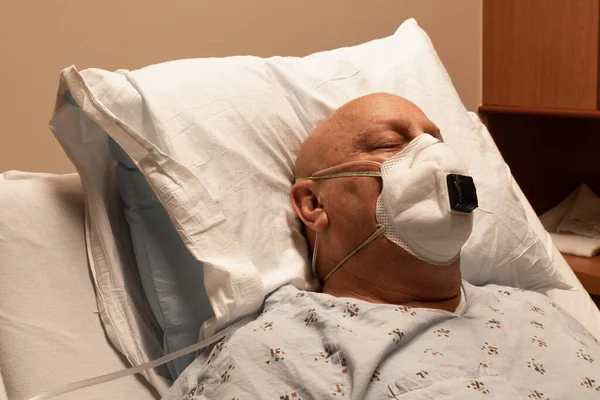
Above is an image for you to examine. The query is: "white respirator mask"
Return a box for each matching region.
[296,133,478,283]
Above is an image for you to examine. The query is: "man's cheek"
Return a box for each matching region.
[342,178,363,197]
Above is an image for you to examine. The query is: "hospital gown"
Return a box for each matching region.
[164,281,600,399]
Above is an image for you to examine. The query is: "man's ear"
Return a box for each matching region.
[291,181,329,232]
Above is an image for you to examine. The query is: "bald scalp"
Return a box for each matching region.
[294,93,438,179]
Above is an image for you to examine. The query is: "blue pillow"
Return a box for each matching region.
[107,138,214,379]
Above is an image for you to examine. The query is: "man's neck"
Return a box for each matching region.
[321,258,463,313]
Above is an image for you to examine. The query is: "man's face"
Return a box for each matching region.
[293,93,442,277]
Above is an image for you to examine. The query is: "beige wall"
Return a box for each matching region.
[0,0,481,174]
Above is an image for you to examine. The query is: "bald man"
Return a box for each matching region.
[164,94,600,400]
[291,93,462,312]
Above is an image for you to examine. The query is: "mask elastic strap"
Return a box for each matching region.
[295,161,383,283]
[323,224,387,282]
[25,314,257,400]
[296,171,381,181]
[295,160,381,182]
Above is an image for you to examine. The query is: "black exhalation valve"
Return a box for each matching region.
[447,174,478,213]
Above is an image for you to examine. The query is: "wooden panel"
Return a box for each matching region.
[484,113,600,214]
[483,0,600,110]
[563,254,600,296]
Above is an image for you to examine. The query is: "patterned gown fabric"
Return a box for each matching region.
[164,282,600,399]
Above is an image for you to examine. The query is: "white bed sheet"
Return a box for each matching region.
[0,172,159,400]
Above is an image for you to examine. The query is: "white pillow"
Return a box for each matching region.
[51,18,571,346]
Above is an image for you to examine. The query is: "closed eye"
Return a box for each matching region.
[369,141,406,153]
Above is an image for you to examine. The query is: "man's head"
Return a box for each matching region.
[291,93,464,303]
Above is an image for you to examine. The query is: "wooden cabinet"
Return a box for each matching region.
[480,0,600,297]
[483,0,600,111]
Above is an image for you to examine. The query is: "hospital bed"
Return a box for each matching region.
[1,19,599,400]
[1,127,598,400]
